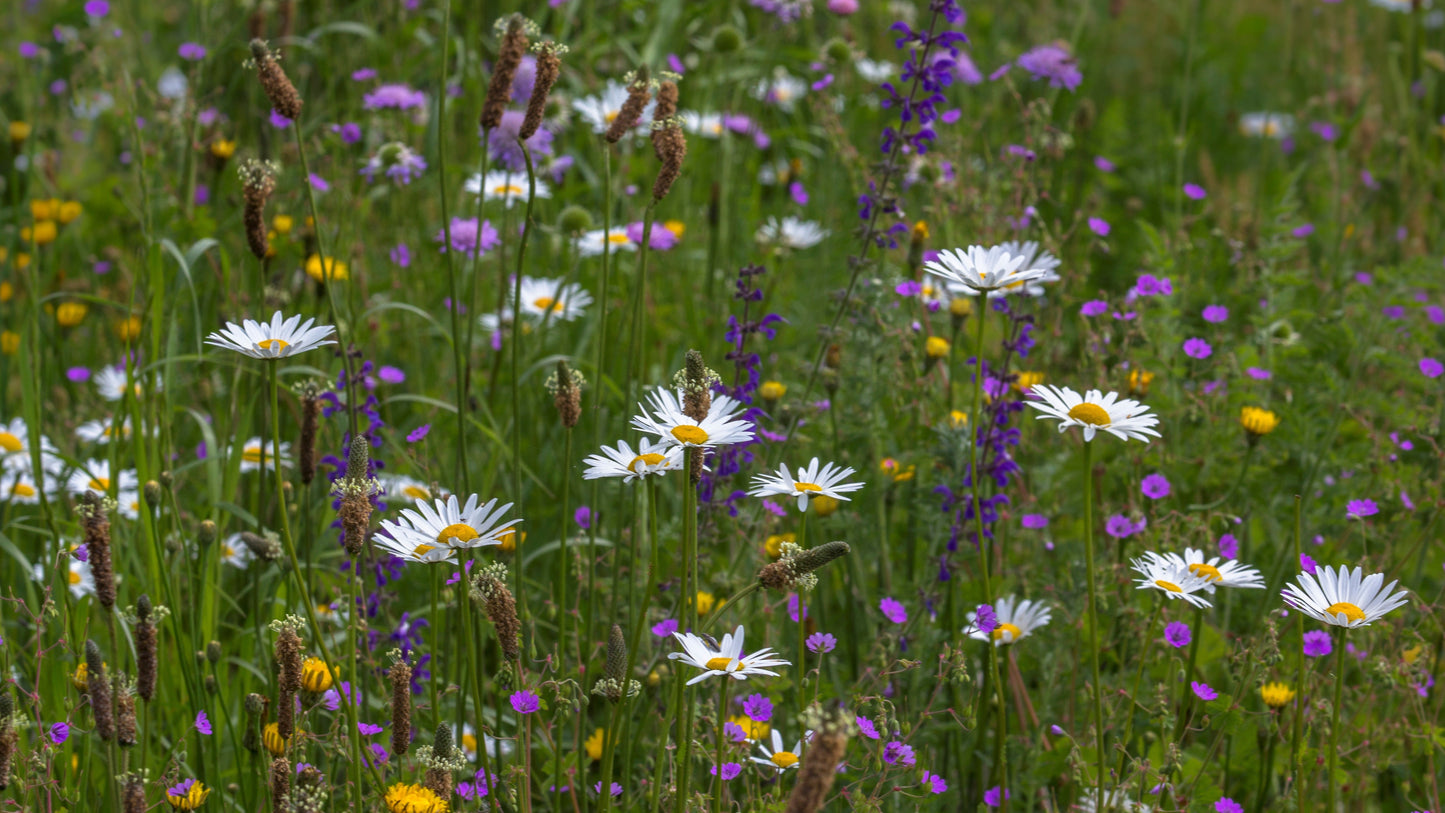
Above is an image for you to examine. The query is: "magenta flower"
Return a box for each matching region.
[856,715,880,740]
[1021,514,1048,529]
[66,366,92,382]
[195,711,212,735]
[923,771,948,794]
[882,741,916,766]
[1245,367,1271,380]
[592,782,623,798]
[509,690,540,714]
[178,43,207,61]
[1132,274,1173,296]
[1183,183,1207,200]
[723,721,747,742]
[1105,515,1146,539]
[1183,338,1213,359]
[983,785,1008,806]
[975,604,998,635]
[1140,473,1171,500]
[269,110,293,128]
[1088,217,1111,236]
[1300,553,1318,573]
[1346,499,1379,519]
[1426,305,1444,325]
[377,366,405,384]
[1201,304,1229,323]
[1190,681,1217,701]
[651,619,678,638]
[436,217,500,255]
[364,83,426,111]
[1303,630,1332,658]
[358,722,383,736]
[84,0,110,16]
[1420,358,1443,379]
[1292,223,1315,238]
[1080,300,1108,317]
[743,694,773,722]
[710,763,742,781]
[1164,621,1191,648]
[390,243,411,267]
[1094,156,1116,172]
[805,632,836,653]
[574,506,592,529]
[1215,797,1244,813]
[406,423,430,443]
[788,592,807,622]
[1016,44,1082,90]
[1217,534,1239,559]
[49,722,70,744]
[879,597,908,624]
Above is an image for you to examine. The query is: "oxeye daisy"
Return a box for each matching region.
[924,244,1044,295]
[755,216,828,250]
[631,389,755,450]
[1281,564,1408,628]
[679,111,727,139]
[237,437,291,472]
[749,729,804,773]
[67,458,140,498]
[668,625,790,685]
[464,170,552,208]
[95,364,162,401]
[370,526,461,564]
[34,557,97,599]
[0,417,51,458]
[1024,385,1161,443]
[204,310,337,359]
[2,455,60,504]
[1148,548,1265,593]
[576,227,637,258]
[1130,555,1214,608]
[516,276,592,321]
[747,458,864,513]
[75,417,136,444]
[1238,111,1294,139]
[965,595,1051,646]
[976,240,1062,298]
[582,439,685,482]
[218,534,254,568]
[378,474,434,503]
[381,494,522,560]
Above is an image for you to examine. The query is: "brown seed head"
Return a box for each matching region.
[85,640,114,741]
[79,491,117,610]
[481,16,532,131]
[123,776,145,813]
[521,43,565,140]
[784,710,853,813]
[116,680,137,747]
[271,756,291,810]
[605,69,651,144]
[389,658,413,756]
[651,123,687,202]
[250,40,303,120]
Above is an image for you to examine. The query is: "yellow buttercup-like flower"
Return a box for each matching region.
[1260,681,1295,709]
[299,656,336,693]
[273,214,294,235]
[9,121,31,143]
[23,221,58,245]
[116,316,143,341]
[949,297,972,318]
[1128,368,1155,397]
[0,281,13,303]
[57,201,82,224]
[693,591,716,616]
[764,533,795,560]
[759,380,786,402]
[1,331,19,355]
[1240,406,1279,440]
[1013,371,1044,394]
[57,302,88,328]
[384,783,449,813]
[263,722,292,756]
[925,336,950,359]
[210,139,237,159]
[305,255,348,282]
[948,410,968,428]
[811,494,840,517]
[727,714,770,741]
[497,529,526,553]
[30,199,59,221]
[662,220,686,239]
[584,727,605,761]
[166,780,211,811]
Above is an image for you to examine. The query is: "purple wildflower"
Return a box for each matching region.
[1420,358,1443,379]
[882,741,916,766]
[743,694,773,722]
[436,218,500,255]
[975,604,998,635]
[1141,473,1171,500]
[195,711,212,735]
[406,424,430,443]
[1088,217,1110,236]
[1303,630,1332,658]
[1016,43,1082,90]
[1080,300,1108,317]
[49,722,70,744]
[805,632,836,653]
[1202,305,1229,323]
[651,619,679,638]
[1021,514,1048,529]
[1216,797,1244,813]
[1191,681,1217,701]
[178,43,207,61]
[363,83,426,111]
[983,785,1008,806]
[509,690,540,714]
[1183,183,1207,200]
[880,597,908,624]
[1346,499,1378,519]
[1164,622,1191,648]
[1218,534,1239,559]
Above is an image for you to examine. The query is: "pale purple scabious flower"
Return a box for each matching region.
[85,0,110,16]
[923,772,948,794]
[1094,156,1116,172]
[1420,358,1443,379]
[391,244,411,267]
[269,110,293,128]
[651,619,678,638]
[983,786,1008,806]
[1183,183,1207,200]
[1141,473,1171,500]
[1016,44,1082,90]
[626,221,677,250]
[1021,514,1048,529]
[1105,515,1146,539]
[1202,304,1229,323]
[975,604,998,635]
[1218,534,1238,559]
[1088,217,1110,236]
[49,722,70,744]
[485,110,553,172]
[805,632,836,653]
[880,597,907,624]
[1080,300,1108,317]
[361,143,428,185]
[1292,223,1315,238]
[197,107,220,126]
[882,741,916,766]
[856,715,880,740]
[334,122,363,143]
[307,173,329,192]
[1346,499,1378,519]
[509,690,540,714]
[406,423,431,442]
[436,218,500,255]
[952,52,983,85]
[1215,797,1244,813]
[351,68,378,81]
[1246,367,1271,380]
[1303,630,1332,658]
[178,43,206,60]
[66,367,92,382]
[195,711,212,735]
[1164,622,1190,648]
[378,366,405,384]
[1382,305,1405,319]
[364,83,426,110]
[1183,338,1212,359]
[1191,681,1217,701]
[743,694,773,722]
[510,55,537,102]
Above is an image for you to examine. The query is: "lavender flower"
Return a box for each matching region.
[1015,43,1082,90]
[1303,630,1332,658]
[363,83,426,110]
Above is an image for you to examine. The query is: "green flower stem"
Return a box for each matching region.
[510,141,538,650]
[674,447,700,813]
[1291,496,1308,813]
[437,0,470,490]
[1327,628,1346,813]
[712,677,730,813]
[1173,603,1206,741]
[1116,598,1164,779]
[1081,439,1107,810]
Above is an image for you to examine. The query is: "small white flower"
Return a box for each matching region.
[679,111,727,139]
[749,729,803,773]
[752,69,807,112]
[1,455,61,504]
[856,58,896,83]
[631,389,755,451]
[75,417,134,445]
[969,240,1061,298]
[205,310,337,360]
[95,365,162,402]
[1149,548,1264,593]
[1024,385,1161,443]
[925,244,1045,295]
[756,216,828,250]
[237,437,292,473]
[516,276,592,322]
[748,458,864,513]
[157,66,189,100]
[464,170,552,208]
[218,534,255,569]
[576,228,637,258]
[378,474,434,503]
[377,494,522,564]
[583,439,685,482]
[1238,112,1295,139]
[1131,554,1214,609]
[668,625,790,685]
[1282,564,1408,628]
[34,556,96,599]
[0,417,52,460]
[965,595,1051,646]
[67,458,139,497]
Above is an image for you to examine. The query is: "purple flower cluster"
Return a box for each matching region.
[879,2,968,157]
[1015,44,1082,90]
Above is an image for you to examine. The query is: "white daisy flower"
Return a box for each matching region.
[631,389,755,450]
[856,58,896,83]
[464,170,552,209]
[1148,548,1264,593]
[67,459,140,498]
[457,723,515,761]
[582,439,685,482]
[750,729,803,773]
[95,365,162,402]
[1130,554,1214,609]
[218,534,254,569]
[574,81,654,135]
[76,417,134,445]
[1282,564,1408,628]
[668,625,790,685]
[379,494,521,564]
[679,111,726,139]
[970,240,1062,298]
[1238,112,1295,139]
[1,455,61,504]
[964,595,1052,646]
[0,417,52,459]
[924,244,1045,295]
[517,276,592,322]
[1024,385,1161,443]
[748,458,865,513]
[34,556,96,599]
[576,228,637,258]
[378,474,434,503]
[752,69,807,112]
[755,216,828,250]
[204,310,337,360]
[237,437,292,472]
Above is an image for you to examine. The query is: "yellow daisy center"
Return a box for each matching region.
[1155,579,1182,593]
[991,623,1023,642]
[793,482,822,493]
[628,453,666,472]
[12,482,35,497]
[436,523,479,545]
[243,447,269,464]
[1188,563,1224,582]
[604,110,619,123]
[608,233,630,244]
[532,296,564,312]
[256,338,290,352]
[403,485,430,500]
[1325,602,1365,622]
[413,544,437,557]
[704,656,742,671]
[770,751,799,768]
[88,477,110,491]
[0,432,22,452]
[1067,403,1112,426]
[462,732,478,754]
[493,184,524,196]
[671,425,709,445]
[68,570,82,585]
[222,544,235,558]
